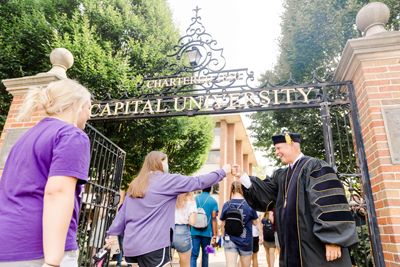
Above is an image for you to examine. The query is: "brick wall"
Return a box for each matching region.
[225,123,236,201]
[219,120,228,209]
[243,154,249,174]
[352,58,400,265]
[0,73,63,179]
[235,140,243,181]
[0,95,45,178]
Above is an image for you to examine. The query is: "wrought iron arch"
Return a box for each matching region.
[87,6,384,267]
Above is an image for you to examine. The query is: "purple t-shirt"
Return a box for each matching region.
[106,170,226,257]
[0,118,90,261]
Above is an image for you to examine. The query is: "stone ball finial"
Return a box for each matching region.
[356,2,390,37]
[48,48,74,78]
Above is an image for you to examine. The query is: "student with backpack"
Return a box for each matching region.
[261,210,276,267]
[105,151,231,267]
[190,187,219,267]
[220,181,258,267]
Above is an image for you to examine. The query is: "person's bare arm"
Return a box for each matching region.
[268,211,274,224]
[42,176,77,266]
[220,220,225,236]
[257,217,263,244]
[252,219,258,226]
[211,210,219,246]
[188,212,196,226]
[212,210,218,237]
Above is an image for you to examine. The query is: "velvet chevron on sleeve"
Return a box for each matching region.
[306,160,359,249]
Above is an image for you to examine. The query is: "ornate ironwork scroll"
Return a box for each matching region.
[162,6,226,77]
[90,8,350,121]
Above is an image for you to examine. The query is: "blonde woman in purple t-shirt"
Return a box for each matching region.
[106,151,230,267]
[0,79,92,267]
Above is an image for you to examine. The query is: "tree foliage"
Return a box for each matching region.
[94,116,215,189]
[0,0,53,128]
[0,0,215,188]
[253,165,270,179]
[248,0,399,167]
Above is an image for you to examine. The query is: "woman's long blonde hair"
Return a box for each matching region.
[176,192,194,209]
[16,79,91,126]
[229,180,244,200]
[127,151,167,198]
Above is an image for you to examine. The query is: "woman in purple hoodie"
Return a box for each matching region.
[106,151,230,267]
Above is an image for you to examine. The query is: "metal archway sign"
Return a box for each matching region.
[89,6,384,267]
[90,6,349,121]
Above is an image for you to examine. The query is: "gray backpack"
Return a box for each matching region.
[193,196,211,230]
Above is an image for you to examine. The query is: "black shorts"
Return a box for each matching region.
[253,237,259,253]
[125,246,172,267]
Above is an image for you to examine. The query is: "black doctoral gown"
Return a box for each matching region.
[242,156,358,267]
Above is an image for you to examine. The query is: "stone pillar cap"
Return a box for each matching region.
[356,2,390,37]
[46,48,74,78]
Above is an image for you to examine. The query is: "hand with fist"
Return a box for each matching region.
[326,244,341,261]
[232,164,242,178]
[222,164,231,175]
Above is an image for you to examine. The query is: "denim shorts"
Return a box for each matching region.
[224,238,253,257]
[171,224,192,253]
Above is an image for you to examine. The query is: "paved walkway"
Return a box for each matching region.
[110,248,280,267]
[172,248,279,267]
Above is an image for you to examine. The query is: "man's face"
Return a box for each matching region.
[274,143,295,164]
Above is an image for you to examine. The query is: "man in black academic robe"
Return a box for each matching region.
[233,133,358,267]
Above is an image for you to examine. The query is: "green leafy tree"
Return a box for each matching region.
[0,0,54,128]
[380,0,400,30]
[249,0,399,168]
[253,165,271,179]
[0,0,215,188]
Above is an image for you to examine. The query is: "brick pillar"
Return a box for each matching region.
[249,163,253,176]
[219,120,228,210]
[0,48,73,179]
[334,29,400,265]
[243,154,249,174]
[225,123,236,201]
[235,140,243,181]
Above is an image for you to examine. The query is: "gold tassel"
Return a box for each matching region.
[285,133,292,144]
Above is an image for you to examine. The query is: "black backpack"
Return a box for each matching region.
[263,218,275,242]
[224,200,245,237]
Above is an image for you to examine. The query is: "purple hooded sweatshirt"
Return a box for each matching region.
[106,169,226,257]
